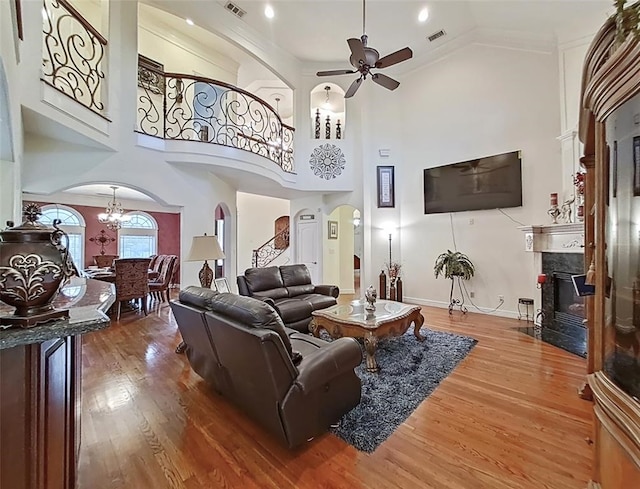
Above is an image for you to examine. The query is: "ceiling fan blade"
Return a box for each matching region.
[375,47,413,69]
[372,73,400,91]
[344,77,363,98]
[347,38,367,66]
[316,69,357,77]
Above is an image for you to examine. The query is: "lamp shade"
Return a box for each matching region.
[186,234,225,262]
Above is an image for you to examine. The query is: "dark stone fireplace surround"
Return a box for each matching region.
[537,252,587,357]
[518,223,586,357]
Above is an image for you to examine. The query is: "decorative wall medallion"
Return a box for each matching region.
[309,143,346,180]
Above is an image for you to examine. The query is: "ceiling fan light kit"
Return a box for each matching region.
[316,0,413,98]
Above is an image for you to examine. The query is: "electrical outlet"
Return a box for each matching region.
[469,291,475,298]
[498,294,505,302]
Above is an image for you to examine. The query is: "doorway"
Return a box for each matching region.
[296,213,320,283]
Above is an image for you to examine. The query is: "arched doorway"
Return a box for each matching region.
[324,204,363,297]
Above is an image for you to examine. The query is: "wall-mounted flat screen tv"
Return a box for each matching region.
[423,150,522,214]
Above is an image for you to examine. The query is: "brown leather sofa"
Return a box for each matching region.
[169,287,362,449]
[237,264,339,332]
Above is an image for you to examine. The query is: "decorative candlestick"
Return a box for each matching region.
[314,109,321,139]
[325,115,331,139]
[336,120,342,139]
[548,193,561,224]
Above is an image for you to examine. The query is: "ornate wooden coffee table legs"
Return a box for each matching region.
[412,309,426,341]
[364,332,379,372]
[311,307,426,373]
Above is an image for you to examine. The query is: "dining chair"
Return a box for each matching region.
[114,258,151,321]
[149,255,178,303]
[94,254,119,268]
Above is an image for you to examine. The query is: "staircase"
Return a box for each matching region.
[252,226,290,268]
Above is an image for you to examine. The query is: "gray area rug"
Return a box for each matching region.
[326,327,477,453]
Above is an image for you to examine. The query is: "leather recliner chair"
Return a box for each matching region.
[170,286,362,449]
[237,264,339,332]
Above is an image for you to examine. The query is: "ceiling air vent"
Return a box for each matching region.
[427,30,446,42]
[224,1,246,18]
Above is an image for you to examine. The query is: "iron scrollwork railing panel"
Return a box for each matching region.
[135,67,295,172]
[42,0,107,114]
[252,226,290,268]
[136,65,165,137]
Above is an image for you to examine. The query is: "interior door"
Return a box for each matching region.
[297,220,319,283]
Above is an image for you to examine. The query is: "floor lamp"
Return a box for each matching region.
[186,233,225,288]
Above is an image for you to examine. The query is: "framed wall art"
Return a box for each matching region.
[328,220,338,239]
[214,278,230,293]
[377,165,395,208]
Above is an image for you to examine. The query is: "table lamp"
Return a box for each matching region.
[186,233,225,288]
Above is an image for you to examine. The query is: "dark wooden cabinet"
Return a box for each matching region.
[579,5,640,487]
[1,336,79,489]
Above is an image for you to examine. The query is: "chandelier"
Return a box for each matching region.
[97,186,131,230]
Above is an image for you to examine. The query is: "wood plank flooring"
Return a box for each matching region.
[78,293,593,489]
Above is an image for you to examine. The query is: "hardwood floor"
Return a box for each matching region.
[78,293,593,489]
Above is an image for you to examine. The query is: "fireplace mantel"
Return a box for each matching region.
[518,223,584,253]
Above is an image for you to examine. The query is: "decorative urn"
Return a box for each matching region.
[0,204,74,327]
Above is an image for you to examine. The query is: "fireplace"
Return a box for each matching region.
[518,223,587,357]
[536,252,587,357]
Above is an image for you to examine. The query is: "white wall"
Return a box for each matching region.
[362,43,563,316]
[236,192,290,274]
[0,0,22,226]
[22,133,238,287]
[138,5,238,84]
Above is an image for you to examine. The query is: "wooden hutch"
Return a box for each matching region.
[579,1,640,487]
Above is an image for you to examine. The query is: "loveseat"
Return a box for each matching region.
[237,264,339,332]
[169,287,362,449]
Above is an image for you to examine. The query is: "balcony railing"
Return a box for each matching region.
[42,0,107,115]
[137,62,295,173]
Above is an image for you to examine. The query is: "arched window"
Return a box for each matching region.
[118,211,158,258]
[39,204,85,269]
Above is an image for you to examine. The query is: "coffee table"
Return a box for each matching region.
[310,299,425,373]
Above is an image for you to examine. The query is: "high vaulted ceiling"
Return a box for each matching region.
[145,0,612,67]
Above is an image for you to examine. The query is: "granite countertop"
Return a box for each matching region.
[0,277,116,349]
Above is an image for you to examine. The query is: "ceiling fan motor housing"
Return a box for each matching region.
[350,47,380,71]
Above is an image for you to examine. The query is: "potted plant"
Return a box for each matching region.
[434,250,475,314]
[433,250,475,280]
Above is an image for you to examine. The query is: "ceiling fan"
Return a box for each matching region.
[316,0,413,98]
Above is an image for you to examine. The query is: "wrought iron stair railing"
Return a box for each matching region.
[137,61,295,173]
[252,226,290,268]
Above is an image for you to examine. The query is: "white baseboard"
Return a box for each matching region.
[341,288,356,294]
[403,296,520,320]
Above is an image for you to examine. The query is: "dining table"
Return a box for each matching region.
[82,267,159,282]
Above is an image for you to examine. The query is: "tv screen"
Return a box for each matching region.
[423,150,522,214]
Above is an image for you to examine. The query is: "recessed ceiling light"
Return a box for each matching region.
[265,5,275,19]
[186,18,194,26]
[418,8,429,23]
